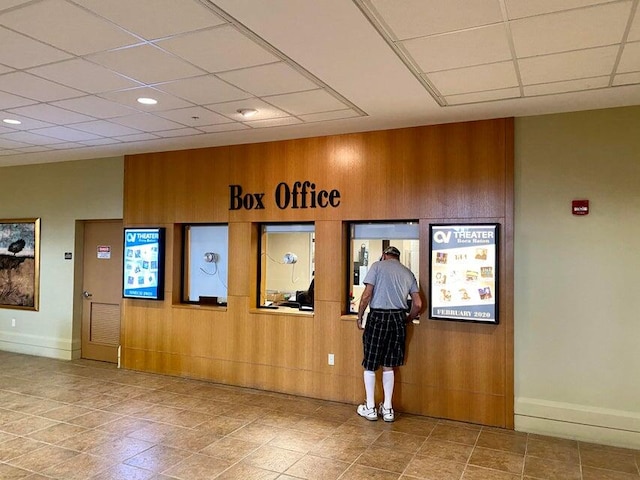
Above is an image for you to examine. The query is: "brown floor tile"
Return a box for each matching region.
[0,463,34,479]
[284,454,350,479]
[580,447,640,474]
[41,452,116,480]
[341,464,402,479]
[582,466,640,479]
[462,465,521,480]
[417,438,474,463]
[0,436,46,462]
[523,455,582,480]
[242,444,305,472]
[90,463,156,480]
[429,423,481,446]
[525,436,580,464]
[123,444,193,473]
[27,421,88,443]
[8,444,80,474]
[476,430,527,455]
[403,454,467,479]
[268,428,327,453]
[161,452,233,479]
[216,462,280,479]
[373,430,427,454]
[357,445,414,473]
[469,447,524,475]
[200,436,262,461]
[314,435,368,462]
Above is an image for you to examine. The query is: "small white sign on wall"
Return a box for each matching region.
[97,245,111,259]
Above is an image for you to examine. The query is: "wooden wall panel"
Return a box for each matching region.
[122,118,514,428]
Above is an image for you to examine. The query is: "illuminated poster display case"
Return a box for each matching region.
[429,224,499,324]
[123,227,165,300]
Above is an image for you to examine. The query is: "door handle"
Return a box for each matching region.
[83,291,93,298]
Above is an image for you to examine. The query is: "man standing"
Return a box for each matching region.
[356,246,422,422]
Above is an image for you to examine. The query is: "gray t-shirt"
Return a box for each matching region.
[363,259,419,310]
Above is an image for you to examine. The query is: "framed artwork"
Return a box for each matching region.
[0,218,40,310]
[123,227,165,300]
[429,223,499,324]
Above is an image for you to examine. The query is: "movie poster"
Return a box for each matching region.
[123,228,164,300]
[430,224,498,323]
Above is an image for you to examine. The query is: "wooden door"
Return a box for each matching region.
[81,220,122,363]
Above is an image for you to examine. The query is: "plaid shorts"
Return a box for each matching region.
[361,309,407,371]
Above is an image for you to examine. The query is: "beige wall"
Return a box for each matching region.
[0,157,123,359]
[514,106,640,447]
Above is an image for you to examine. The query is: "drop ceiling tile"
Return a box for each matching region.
[243,117,302,128]
[613,71,640,86]
[79,138,122,146]
[401,24,512,72]
[0,137,31,149]
[523,77,609,96]
[0,72,84,102]
[0,91,37,110]
[28,59,142,94]
[88,44,205,84]
[154,128,202,138]
[299,109,360,122]
[0,114,53,130]
[263,89,346,115]
[511,2,632,57]
[629,10,640,41]
[0,26,72,69]
[51,96,139,119]
[154,75,251,104]
[157,25,278,73]
[369,0,503,39]
[198,123,249,133]
[154,106,232,126]
[217,63,317,97]
[70,120,142,137]
[99,87,193,111]
[427,61,518,96]
[505,0,614,19]
[1,131,66,145]
[70,120,141,137]
[0,65,13,75]
[617,41,640,73]
[111,113,186,132]
[31,126,102,142]
[0,0,140,55]
[207,99,290,121]
[15,146,50,153]
[445,87,521,105]
[76,0,225,40]
[115,133,159,142]
[48,142,85,150]
[0,126,13,134]
[7,104,95,124]
[519,46,619,84]
[0,0,32,12]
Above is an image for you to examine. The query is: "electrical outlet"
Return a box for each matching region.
[11,318,16,327]
[328,353,335,365]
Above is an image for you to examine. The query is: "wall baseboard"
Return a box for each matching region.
[516,397,640,449]
[0,332,76,361]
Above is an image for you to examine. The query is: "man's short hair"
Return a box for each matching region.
[383,246,401,257]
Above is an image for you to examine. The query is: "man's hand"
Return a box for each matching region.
[357,316,365,330]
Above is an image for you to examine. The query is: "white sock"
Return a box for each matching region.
[363,370,376,408]
[382,369,394,409]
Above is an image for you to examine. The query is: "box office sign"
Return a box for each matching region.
[229,181,341,210]
[429,224,499,324]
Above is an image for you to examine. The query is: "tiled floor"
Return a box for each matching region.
[1,351,639,480]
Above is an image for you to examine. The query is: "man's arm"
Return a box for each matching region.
[407,291,422,322]
[357,283,374,330]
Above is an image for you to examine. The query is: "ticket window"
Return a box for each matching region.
[259,223,315,311]
[348,222,419,313]
[182,224,229,305]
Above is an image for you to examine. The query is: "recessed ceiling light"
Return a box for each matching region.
[237,108,258,118]
[137,97,158,105]
[3,118,21,125]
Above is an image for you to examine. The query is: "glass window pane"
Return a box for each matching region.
[260,223,315,311]
[182,224,228,305]
[348,222,419,313]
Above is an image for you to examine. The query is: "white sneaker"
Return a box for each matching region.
[378,402,395,422]
[357,403,378,421]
